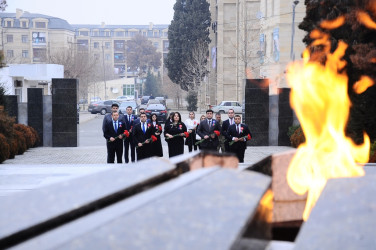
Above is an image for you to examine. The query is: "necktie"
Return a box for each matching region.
[128,115,131,123]
[236,125,239,134]
[208,120,211,127]
[115,121,118,133]
[142,123,145,133]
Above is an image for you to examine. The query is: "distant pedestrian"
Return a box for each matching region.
[150,113,163,157]
[165,112,187,157]
[215,113,225,153]
[184,111,199,152]
[196,110,221,151]
[103,111,124,163]
[226,114,252,163]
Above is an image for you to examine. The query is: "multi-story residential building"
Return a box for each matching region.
[207,0,306,104]
[0,9,169,80]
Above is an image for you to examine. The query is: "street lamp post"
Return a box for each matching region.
[102,44,107,100]
[290,0,299,61]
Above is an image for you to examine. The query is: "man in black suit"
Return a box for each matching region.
[196,109,221,151]
[133,113,153,161]
[221,108,235,152]
[102,103,125,132]
[226,115,252,163]
[103,111,125,163]
[123,106,137,163]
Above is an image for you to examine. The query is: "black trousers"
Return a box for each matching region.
[136,145,150,161]
[107,140,123,163]
[124,138,136,163]
[230,147,245,163]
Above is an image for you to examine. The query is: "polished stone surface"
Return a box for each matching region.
[278,88,293,146]
[27,88,43,146]
[269,95,279,146]
[4,95,18,123]
[43,96,52,147]
[294,175,376,249]
[0,158,175,248]
[52,79,78,147]
[245,79,269,146]
[14,168,271,250]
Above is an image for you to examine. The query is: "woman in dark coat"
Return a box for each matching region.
[150,113,163,157]
[164,112,175,142]
[164,112,187,157]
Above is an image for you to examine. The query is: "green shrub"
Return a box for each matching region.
[370,141,376,163]
[287,124,301,138]
[290,126,306,148]
[186,90,198,111]
[0,133,10,163]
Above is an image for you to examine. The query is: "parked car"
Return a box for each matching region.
[155,96,166,106]
[119,100,138,115]
[147,99,161,106]
[211,101,242,114]
[88,100,120,115]
[141,96,150,104]
[145,104,167,123]
[90,96,101,102]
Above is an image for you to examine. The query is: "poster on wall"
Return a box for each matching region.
[32,32,46,45]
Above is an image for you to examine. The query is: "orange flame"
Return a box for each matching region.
[357,11,376,29]
[320,16,345,29]
[286,41,370,221]
[353,76,375,94]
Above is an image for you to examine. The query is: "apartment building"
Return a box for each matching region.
[0,9,169,79]
[207,0,306,104]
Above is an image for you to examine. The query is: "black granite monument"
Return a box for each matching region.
[245,79,269,146]
[27,88,43,146]
[4,95,18,123]
[278,88,293,146]
[52,78,78,147]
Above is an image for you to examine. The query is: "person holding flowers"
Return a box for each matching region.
[103,111,125,164]
[133,113,153,161]
[164,112,188,157]
[150,113,163,157]
[184,111,199,152]
[226,115,252,163]
[196,109,221,152]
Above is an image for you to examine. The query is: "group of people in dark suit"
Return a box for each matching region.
[102,104,163,163]
[103,104,252,164]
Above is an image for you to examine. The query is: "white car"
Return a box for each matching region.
[211,101,242,114]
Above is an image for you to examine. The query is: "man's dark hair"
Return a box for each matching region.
[111,103,119,108]
[215,112,221,117]
[206,109,214,114]
[126,106,132,109]
[139,108,145,112]
[234,114,241,118]
[112,110,119,115]
[140,113,147,117]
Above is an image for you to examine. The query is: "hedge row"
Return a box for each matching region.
[288,125,376,163]
[0,112,40,163]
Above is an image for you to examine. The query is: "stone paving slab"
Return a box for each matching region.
[0,158,176,248]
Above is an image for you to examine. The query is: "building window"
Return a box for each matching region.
[105,31,110,37]
[35,22,46,28]
[7,50,14,58]
[22,35,28,43]
[125,31,129,37]
[94,42,99,48]
[21,21,27,28]
[114,65,125,74]
[114,53,125,63]
[22,50,29,58]
[6,20,12,27]
[77,39,89,51]
[33,48,47,62]
[116,31,124,37]
[6,35,13,43]
[114,40,125,50]
[163,32,168,37]
[92,31,99,36]
[123,84,135,96]
[130,31,137,37]
[163,40,169,51]
[154,31,159,37]
[148,31,153,37]
[80,31,89,36]
[32,32,46,45]
[105,42,111,49]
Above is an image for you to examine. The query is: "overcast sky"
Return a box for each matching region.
[6,0,176,25]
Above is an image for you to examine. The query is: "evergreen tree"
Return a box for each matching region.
[299,0,376,143]
[166,0,211,91]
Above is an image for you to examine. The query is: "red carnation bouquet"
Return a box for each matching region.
[166,131,190,140]
[229,134,251,146]
[108,130,130,142]
[195,130,220,145]
[136,135,158,148]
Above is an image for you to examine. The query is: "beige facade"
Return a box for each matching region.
[0,9,169,80]
[207,0,306,105]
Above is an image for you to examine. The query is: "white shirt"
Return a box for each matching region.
[228,118,234,125]
[184,118,199,130]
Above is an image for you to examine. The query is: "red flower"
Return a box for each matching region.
[247,134,251,140]
[179,124,182,130]
[123,130,130,138]
[148,123,151,128]
[214,130,220,137]
[158,125,162,131]
[151,135,158,142]
[184,132,189,138]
